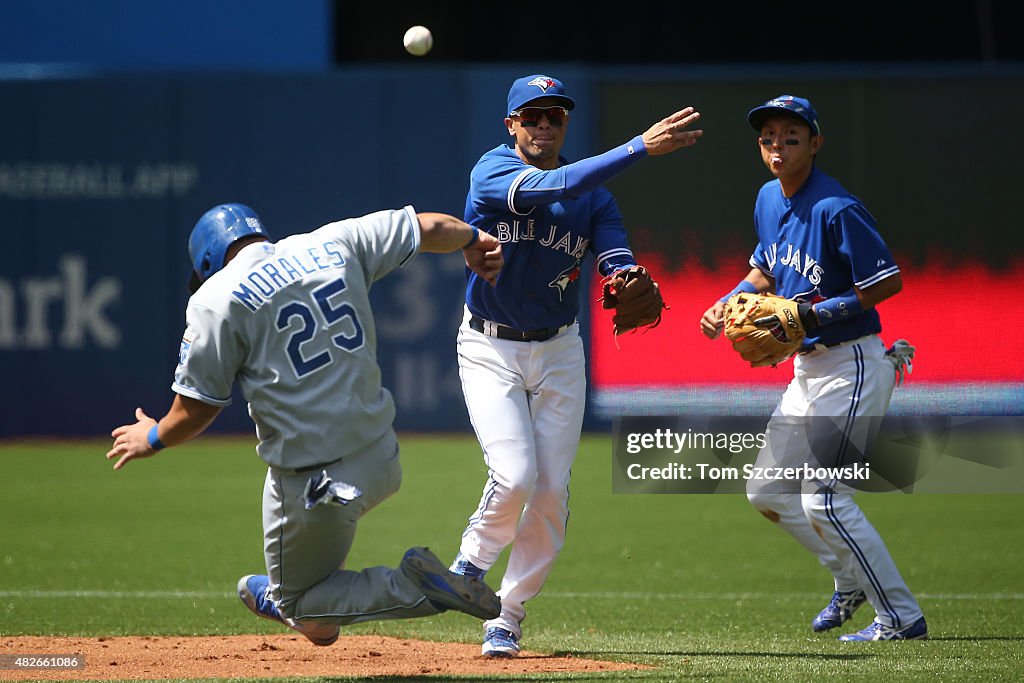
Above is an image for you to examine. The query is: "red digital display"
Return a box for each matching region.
[591,254,1024,386]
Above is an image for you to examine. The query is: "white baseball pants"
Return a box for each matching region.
[746,335,924,628]
[455,312,586,638]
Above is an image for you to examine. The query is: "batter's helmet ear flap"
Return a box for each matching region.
[187,203,270,290]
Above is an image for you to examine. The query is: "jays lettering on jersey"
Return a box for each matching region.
[749,168,899,349]
[464,145,637,330]
[171,207,420,469]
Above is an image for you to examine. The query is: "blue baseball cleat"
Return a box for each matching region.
[450,552,487,580]
[838,616,928,642]
[237,574,340,646]
[400,547,501,620]
[812,589,868,632]
[482,627,521,658]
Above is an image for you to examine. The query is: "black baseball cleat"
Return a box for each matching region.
[400,547,501,620]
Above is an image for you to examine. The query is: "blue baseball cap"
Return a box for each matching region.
[507,75,576,116]
[748,95,821,136]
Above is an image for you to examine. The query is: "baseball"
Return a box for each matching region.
[403,25,433,57]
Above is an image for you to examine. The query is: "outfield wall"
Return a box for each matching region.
[1,65,1021,437]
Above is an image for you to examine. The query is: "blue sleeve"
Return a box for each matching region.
[511,136,648,212]
[469,152,527,215]
[831,205,899,288]
[588,189,636,276]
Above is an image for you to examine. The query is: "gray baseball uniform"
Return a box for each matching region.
[173,206,439,622]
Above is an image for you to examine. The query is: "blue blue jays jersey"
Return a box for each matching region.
[748,167,899,349]
[464,144,637,330]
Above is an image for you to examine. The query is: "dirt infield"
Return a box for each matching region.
[1,634,646,680]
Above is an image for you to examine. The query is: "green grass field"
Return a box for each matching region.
[2,434,1022,681]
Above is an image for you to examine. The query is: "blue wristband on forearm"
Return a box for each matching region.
[147,424,166,451]
[719,280,759,303]
[812,288,863,326]
[463,226,479,249]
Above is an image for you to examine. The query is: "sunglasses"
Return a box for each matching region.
[510,106,568,127]
[759,137,801,146]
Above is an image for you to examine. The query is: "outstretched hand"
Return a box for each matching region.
[464,231,503,286]
[642,107,703,156]
[106,407,158,470]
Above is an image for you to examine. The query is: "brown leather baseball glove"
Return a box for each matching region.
[723,292,806,367]
[600,265,667,336]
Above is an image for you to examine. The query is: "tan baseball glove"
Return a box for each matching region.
[600,265,667,336]
[723,292,806,367]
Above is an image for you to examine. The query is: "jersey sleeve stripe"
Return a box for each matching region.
[399,205,420,267]
[596,248,635,270]
[749,257,773,276]
[856,265,900,289]
[507,168,540,215]
[171,382,233,407]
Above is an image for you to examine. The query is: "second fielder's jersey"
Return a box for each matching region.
[749,167,899,349]
[172,206,420,469]
[464,144,637,330]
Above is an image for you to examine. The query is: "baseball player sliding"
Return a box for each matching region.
[700,95,925,641]
[107,204,504,642]
[449,74,702,657]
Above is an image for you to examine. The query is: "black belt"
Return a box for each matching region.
[293,457,343,474]
[798,337,865,355]
[469,315,564,342]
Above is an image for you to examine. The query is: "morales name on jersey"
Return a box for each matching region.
[229,241,347,312]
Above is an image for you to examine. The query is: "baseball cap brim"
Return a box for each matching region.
[748,107,814,133]
[509,93,576,115]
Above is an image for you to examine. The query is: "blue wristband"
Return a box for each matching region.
[147,424,166,451]
[463,226,479,249]
[812,288,863,326]
[719,280,759,303]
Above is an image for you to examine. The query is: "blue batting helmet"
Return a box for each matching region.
[188,203,269,291]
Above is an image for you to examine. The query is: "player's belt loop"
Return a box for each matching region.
[469,315,566,342]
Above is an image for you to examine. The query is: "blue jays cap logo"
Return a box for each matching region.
[527,76,557,92]
[766,96,812,119]
[509,74,576,115]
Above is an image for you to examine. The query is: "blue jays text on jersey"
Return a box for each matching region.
[492,219,590,260]
[464,144,638,330]
[748,167,899,349]
[230,240,346,312]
